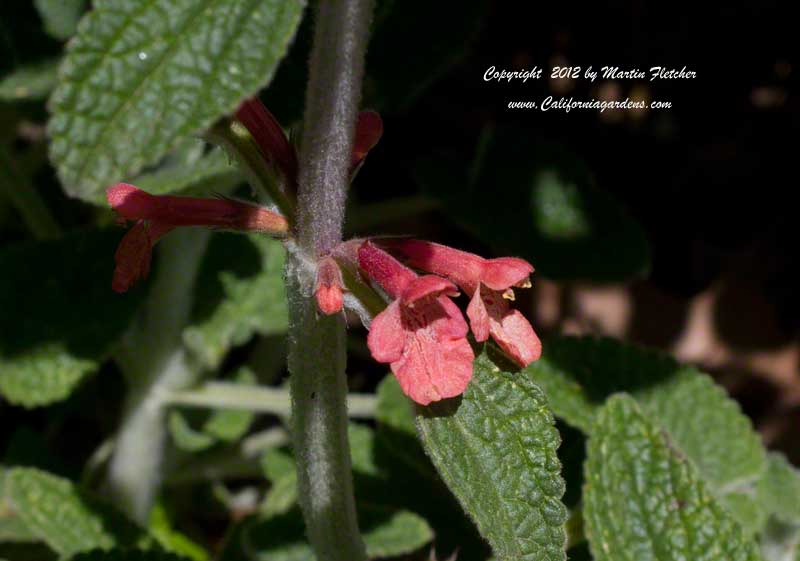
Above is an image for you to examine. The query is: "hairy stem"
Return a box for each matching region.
[105,228,209,523]
[296,0,373,254]
[164,382,378,418]
[287,258,366,561]
[286,0,373,559]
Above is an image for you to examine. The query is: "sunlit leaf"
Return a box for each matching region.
[416,350,568,561]
[48,0,305,202]
[584,395,762,561]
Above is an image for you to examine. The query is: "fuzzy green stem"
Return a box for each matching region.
[104,228,210,523]
[287,0,374,559]
[296,0,373,254]
[0,147,61,239]
[164,382,377,418]
[287,258,366,561]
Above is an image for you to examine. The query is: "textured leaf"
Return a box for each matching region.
[525,336,766,491]
[758,453,800,525]
[721,491,767,537]
[416,350,568,561]
[0,468,37,543]
[221,507,432,561]
[133,148,242,196]
[34,0,87,40]
[0,230,145,407]
[583,395,762,561]
[184,234,287,369]
[4,468,141,557]
[0,60,60,101]
[48,0,305,202]
[418,128,650,281]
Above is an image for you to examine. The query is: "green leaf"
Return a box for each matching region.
[149,503,209,561]
[133,148,242,197]
[419,128,650,282]
[758,453,800,525]
[361,507,433,559]
[0,467,37,543]
[0,230,145,407]
[584,395,762,561]
[348,423,382,478]
[525,336,766,491]
[48,0,306,203]
[168,368,256,452]
[34,0,87,40]
[721,491,767,537]
[4,468,141,557]
[68,549,188,561]
[415,351,568,561]
[374,375,443,482]
[260,450,297,518]
[376,374,416,436]
[168,412,216,452]
[0,60,60,101]
[184,234,287,369]
[222,506,433,561]
[201,369,256,443]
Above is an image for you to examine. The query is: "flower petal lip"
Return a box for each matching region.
[111,221,174,293]
[359,240,474,405]
[400,274,458,306]
[367,287,473,405]
[480,257,534,291]
[489,307,542,366]
[466,286,490,342]
[386,239,533,292]
[367,300,405,363]
[381,238,540,368]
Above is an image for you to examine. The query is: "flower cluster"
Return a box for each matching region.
[106,98,540,405]
[354,240,540,405]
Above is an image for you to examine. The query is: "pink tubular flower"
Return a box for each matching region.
[350,111,383,173]
[235,98,298,183]
[107,183,288,293]
[315,256,345,315]
[386,239,542,367]
[235,98,382,185]
[358,241,474,405]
